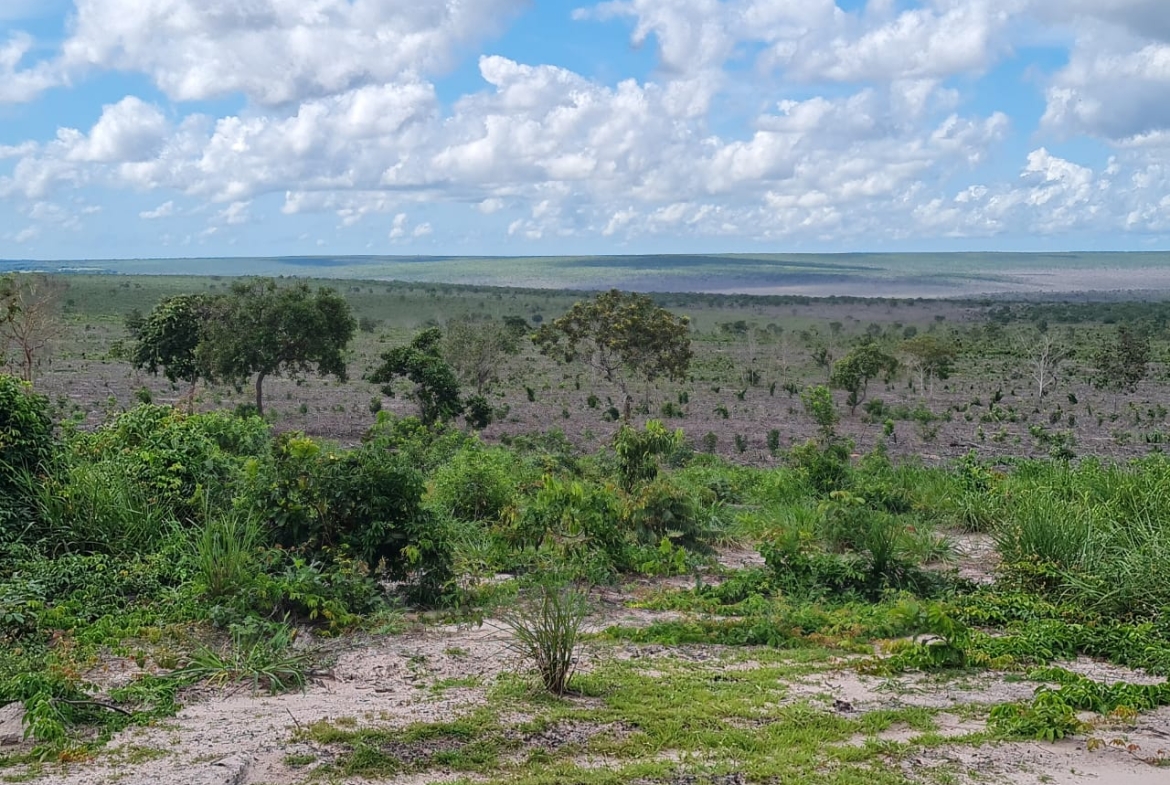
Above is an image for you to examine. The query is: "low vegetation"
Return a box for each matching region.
[1,273,1169,782]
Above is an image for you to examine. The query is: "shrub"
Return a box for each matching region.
[195,510,262,598]
[429,444,522,523]
[237,433,451,602]
[67,405,270,521]
[0,375,54,535]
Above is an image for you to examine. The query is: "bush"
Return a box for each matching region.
[67,405,270,521]
[429,444,523,523]
[788,439,851,496]
[499,583,590,695]
[0,375,55,536]
[237,433,451,602]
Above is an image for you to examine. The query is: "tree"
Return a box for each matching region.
[128,294,214,410]
[0,274,66,383]
[830,343,898,415]
[533,290,692,419]
[443,315,526,394]
[900,335,958,399]
[1093,325,1150,393]
[1018,331,1067,399]
[199,279,355,414]
[369,327,464,425]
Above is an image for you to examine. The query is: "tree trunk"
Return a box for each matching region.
[254,371,266,415]
[187,379,198,415]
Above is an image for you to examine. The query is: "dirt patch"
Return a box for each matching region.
[786,667,1038,712]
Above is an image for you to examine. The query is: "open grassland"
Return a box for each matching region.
[2,273,1170,784]
[7,251,1170,298]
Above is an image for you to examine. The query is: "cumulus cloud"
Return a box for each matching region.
[1,0,1169,251]
[58,0,525,106]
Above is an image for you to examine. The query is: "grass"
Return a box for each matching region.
[301,646,993,784]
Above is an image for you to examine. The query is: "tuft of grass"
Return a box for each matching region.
[499,583,590,696]
[169,621,310,694]
[193,509,260,598]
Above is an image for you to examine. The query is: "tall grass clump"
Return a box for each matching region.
[994,456,1170,617]
[195,510,262,598]
[36,462,176,556]
[499,583,590,695]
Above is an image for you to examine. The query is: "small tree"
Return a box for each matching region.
[1018,331,1067,399]
[369,327,464,425]
[900,335,958,399]
[199,279,355,414]
[1,274,66,383]
[533,290,691,419]
[830,344,898,415]
[128,294,214,410]
[1092,325,1150,393]
[802,384,839,442]
[443,315,525,394]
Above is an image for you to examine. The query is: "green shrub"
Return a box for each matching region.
[0,375,54,537]
[195,510,262,599]
[788,439,851,495]
[67,405,270,521]
[36,461,177,556]
[429,444,522,523]
[237,433,450,602]
[499,583,590,695]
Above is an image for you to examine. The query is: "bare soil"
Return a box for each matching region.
[11,551,1167,785]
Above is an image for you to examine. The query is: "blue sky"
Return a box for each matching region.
[1,0,1168,260]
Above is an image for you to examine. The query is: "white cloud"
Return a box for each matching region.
[66,97,170,163]
[139,200,174,219]
[0,32,59,103]
[2,0,1170,252]
[59,0,526,106]
[215,201,252,225]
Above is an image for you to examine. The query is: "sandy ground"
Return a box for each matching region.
[4,548,1168,785]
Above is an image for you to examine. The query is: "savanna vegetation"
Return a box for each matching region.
[1,271,1168,783]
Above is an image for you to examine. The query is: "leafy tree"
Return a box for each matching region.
[199,279,355,415]
[1093,325,1150,393]
[128,294,214,410]
[899,335,958,398]
[443,315,525,394]
[369,327,464,425]
[830,344,898,414]
[533,289,692,419]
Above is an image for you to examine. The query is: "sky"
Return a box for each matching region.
[1,0,1169,260]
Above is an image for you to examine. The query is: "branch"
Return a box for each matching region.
[54,698,134,717]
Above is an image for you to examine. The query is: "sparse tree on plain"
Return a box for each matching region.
[900,334,958,399]
[443,315,526,395]
[830,343,898,415]
[0,274,67,384]
[1092,325,1150,393]
[198,279,356,414]
[533,289,692,420]
[128,293,214,410]
[369,327,464,426]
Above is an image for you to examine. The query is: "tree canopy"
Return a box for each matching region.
[128,294,213,405]
[533,289,692,418]
[369,327,465,426]
[830,343,898,414]
[196,279,355,414]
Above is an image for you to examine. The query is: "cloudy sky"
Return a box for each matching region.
[1,0,1168,260]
